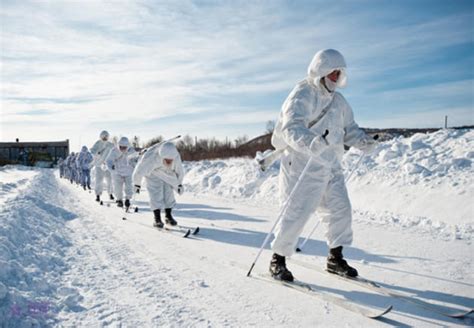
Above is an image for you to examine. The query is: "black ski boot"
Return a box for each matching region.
[269,253,294,282]
[95,195,100,202]
[117,200,123,208]
[110,194,115,200]
[165,208,177,226]
[124,199,130,209]
[153,209,164,228]
[327,246,358,277]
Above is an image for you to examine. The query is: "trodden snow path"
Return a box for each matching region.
[0,167,473,327]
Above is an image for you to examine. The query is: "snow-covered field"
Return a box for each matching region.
[0,129,473,327]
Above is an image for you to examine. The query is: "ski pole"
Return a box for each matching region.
[145,135,182,153]
[344,151,365,183]
[247,157,314,277]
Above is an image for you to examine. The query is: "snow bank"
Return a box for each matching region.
[183,129,474,241]
[184,158,280,201]
[0,165,38,207]
[0,167,78,326]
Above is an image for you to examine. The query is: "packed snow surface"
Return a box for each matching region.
[0,129,473,326]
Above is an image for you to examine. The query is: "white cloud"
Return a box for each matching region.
[1,1,472,151]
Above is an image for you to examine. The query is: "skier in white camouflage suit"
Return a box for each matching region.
[132,142,184,228]
[106,137,136,209]
[66,152,76,184]
[76,146,93,190]
[58,157,65,178]
[269,49,377,281]
[90,130,115,203]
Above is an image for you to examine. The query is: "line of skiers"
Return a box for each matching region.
[58,48,379,282]
[59,131,185,228]
[58,146,94,190]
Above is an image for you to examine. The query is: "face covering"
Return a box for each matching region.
[324,76,337,92]
[163,159,173,167]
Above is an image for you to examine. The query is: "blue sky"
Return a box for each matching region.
[1,0,473,150]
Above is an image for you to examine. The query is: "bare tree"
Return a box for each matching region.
[265,120,276,134]
[234,135,249,147]
[132,135,140,148]
[144,135,164,148]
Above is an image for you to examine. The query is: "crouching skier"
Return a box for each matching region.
[90,130,115,203]
[76,146,93,190]
[132,142,184,228]
[106,137,136,209]
[269,49,377,281]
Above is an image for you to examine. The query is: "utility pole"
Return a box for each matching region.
[445,115,448,129]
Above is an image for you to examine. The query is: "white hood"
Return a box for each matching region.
[159,142,179,160]
[118,137,130,148]
[307,49,347,88]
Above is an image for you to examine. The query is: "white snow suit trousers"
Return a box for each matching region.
[146,176,176,210]
[112,174,133,201]
[94,166,113,196]
[271,151,353,257]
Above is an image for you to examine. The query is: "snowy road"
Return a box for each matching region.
[1,165,472,326]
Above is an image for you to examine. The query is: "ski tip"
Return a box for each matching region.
[183,229,191,238]
[449,309,474,318]
[370,305,393,319]
[296,248,301,252]
[193,227,200,235]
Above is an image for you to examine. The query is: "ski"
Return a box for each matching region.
[125,206,139,213]
[290,258,474,319]
[163,225,192,238]
[176,225,200,235]
[253,274,392,319]
[120,216,197,238]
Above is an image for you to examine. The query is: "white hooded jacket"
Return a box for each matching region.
[76,146,93,170]
[90,139,114,166]
[132,142,184,189]
[106,146,136,177]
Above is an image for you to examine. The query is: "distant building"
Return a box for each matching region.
[0,140,69,167]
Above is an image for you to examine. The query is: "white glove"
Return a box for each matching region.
[177,184,184,195]
[255,149,275,172]
[358,135,379,154]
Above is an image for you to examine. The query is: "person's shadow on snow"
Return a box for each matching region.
[175,203,265,223]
